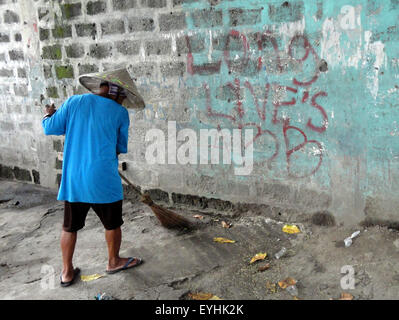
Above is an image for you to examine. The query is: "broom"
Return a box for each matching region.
[118,170,192,229]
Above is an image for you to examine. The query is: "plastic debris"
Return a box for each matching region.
[193,215,204,220]
[258,263,271,272]
[344,230,361,247]
[221,221,232,228]
[266,281,277,294]
[189,292,221,300]
[95,293,115,300]
[250,253,267,264]
[81,274,105,282]
[286,285,299,296]
[274,247,287,259]
[213,237,235,244]
[278,277,297,289]
[339,293,354,300]
[282,224,301,234]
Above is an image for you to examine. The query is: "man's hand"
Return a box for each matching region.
[44,103,56,116]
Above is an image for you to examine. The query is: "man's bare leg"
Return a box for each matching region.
[60,230,77,282]
[105,227,140,271]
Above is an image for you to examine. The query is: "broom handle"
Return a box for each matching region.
[118,171,143,195]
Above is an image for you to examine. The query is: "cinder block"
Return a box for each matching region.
[160,62,185,77]
[268,1,304,23]
[112,0,137,11]
[38,7,49,21]
[43,65,53,78]
[17,68,27,78]
[141,0,167,8]
[52,25,72,39]
[55,158,63,169]
[128,17,155,32]
[101,20,125,35]
[87,1,107,15]
[115,40,141,55]
[145,39,171,55]
[0,32,9,42]
[176,34,205,54]
[229,8,262,26]
[89,43,113,59]
[13,166,32,182]
[14,84,28,97]
[46,86,59,98]
[53,140,63,152]
[191,9,222,28]
[75,23,97,39]
[66,43,85,58]
[0,68,13,77]
[159,12,186,31]
[129,62,156,78]
[32,170,40,184]
[9,50,24,61]
[0,164,14,179]
[14,33,22,42]
[61,3,82,19]
[39,28,49,41]
[78,64,99,75]
[42,45,62,60]
[0,120,14,131]
[55,65,74,79]
[18,122,33,131]
[4,10,19,24]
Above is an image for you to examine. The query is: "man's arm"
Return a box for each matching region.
[42,101,69,135]
[116,109,130,154]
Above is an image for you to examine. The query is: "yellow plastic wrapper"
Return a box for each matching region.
[282,224,301,234]
[80,274,105,282]
[213,237,236,243]
[249,253,267,264]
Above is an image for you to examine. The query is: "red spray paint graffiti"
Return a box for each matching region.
[187,31,328,178]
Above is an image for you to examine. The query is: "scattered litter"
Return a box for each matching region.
[188,292,221,300]
[258,263,271,272]
[274,247,287,259]
[95,293,115,300]
[282,224,300,234]
[286,285,299,296]
[250,253,267,264]
[278,277,297,289]
[213,237,236,244]
[344,230,361,247]
[81,274,105,282]
[221,221,232,228]
[193,215,204,220]
[339,293,354,300]
[266,281,277,294]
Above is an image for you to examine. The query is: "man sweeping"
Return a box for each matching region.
[42,68,145,287]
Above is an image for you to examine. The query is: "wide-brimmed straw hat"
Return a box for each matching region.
[78,68,145,110]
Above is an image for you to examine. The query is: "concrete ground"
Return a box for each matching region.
[0,179,399,300]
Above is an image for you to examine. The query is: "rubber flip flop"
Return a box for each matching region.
[105,257,143,274]
[60,268,81,287]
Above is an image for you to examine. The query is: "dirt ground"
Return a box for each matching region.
[0,179,398,300]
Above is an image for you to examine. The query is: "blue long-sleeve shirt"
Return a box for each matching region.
[42,94,130,203]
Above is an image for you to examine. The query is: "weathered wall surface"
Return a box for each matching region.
[0,0,398,225]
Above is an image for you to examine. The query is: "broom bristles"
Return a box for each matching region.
[120,171,193,229]
[141,193,192,229]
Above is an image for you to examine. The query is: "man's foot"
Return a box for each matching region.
[106,257,143,274]
[60,268,80,287]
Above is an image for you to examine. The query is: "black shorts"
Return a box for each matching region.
[63,200,124,232]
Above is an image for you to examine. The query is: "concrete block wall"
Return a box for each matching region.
[0,0,398,225]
